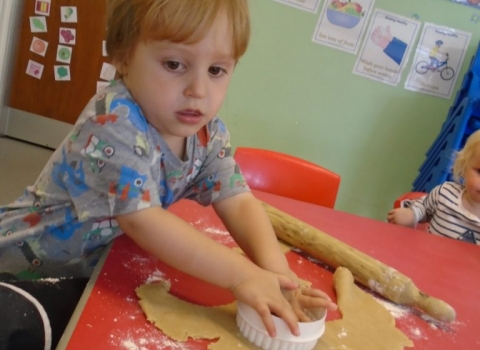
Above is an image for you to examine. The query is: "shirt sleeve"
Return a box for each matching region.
[408,185,441,224]
[56,94,162,221]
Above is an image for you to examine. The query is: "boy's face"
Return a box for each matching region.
[115,11,235,149]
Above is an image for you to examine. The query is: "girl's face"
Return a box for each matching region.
[115,11,235,154]
[463,149,480,205]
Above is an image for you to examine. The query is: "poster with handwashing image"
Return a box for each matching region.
[312,0,375,54]
[353,9,421,86]
[273,0,322,13]
[404,23,472,99]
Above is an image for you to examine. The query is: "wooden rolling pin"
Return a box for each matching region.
[262,202,456,323]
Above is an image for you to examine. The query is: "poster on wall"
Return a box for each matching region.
[450,0,480,9]
[353,9,421,86]
[312,0,375,54]
[273,0,322,13]
[404,24,472,99]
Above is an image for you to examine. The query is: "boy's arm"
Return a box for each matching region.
[115,206,299,337]
[213,192,289,274]
[213,192,337,316]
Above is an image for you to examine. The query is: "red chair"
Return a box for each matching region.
[233,147,341,208]
[393,192,429,232]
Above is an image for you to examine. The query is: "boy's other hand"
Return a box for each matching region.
[282,285,337,322]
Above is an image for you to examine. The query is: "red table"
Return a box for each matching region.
[58,190,480,349]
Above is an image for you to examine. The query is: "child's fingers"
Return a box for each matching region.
[254,304,278,337]
[276,274,298,290]
[293,286,337,310]
[295,307,312,322]
[299,286,330,299]
[268,303,300,336]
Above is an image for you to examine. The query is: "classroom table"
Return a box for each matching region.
[57,190,480,349]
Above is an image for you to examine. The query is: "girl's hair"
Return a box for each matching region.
[106,0,250,66]
[453,130,480,182]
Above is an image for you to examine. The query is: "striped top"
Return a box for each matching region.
[407,182,480,245]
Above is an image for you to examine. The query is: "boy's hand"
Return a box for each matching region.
[282,285,337,322]
[387,207,415,227]
[230,268,337,338]
[279,269,337,322]
[231,268,301,337]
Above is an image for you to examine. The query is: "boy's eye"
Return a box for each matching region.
[164,61,182,71]
[209,66,226,76]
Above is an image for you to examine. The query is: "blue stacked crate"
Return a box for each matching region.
[412,42,480,192]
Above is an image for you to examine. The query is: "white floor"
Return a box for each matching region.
[0,136,53,205]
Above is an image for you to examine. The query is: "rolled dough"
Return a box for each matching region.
[136,267,413,350]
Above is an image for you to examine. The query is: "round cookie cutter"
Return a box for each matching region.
[236,302,327,350]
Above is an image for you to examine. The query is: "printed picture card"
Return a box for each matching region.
[405,23,472,99]
[56,45,73,63]
[353,9,421,86]
[30,37,48,56]
[312,0,375,54]
[97,81,110,93]
[54,65,71,81]
[60,6,78,23]
[29,16,47,33]
[26,60,44,79]
[102,41,108,57]
[100,62,117,81]
[59,27,76,45]
[273,0,322,13]
[35,0,51,16]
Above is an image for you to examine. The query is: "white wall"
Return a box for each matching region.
[0,0,23,135]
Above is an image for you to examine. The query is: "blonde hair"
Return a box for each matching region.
[106,0,250,66]
[453,130,480,182]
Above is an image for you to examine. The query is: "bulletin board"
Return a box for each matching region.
[8,0,107,125]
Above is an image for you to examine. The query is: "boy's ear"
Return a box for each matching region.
[112,59,128,76]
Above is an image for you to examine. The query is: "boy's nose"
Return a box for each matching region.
[184,73,206,98]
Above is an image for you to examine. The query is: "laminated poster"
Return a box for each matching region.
[404,23,472,99]
[450,0,480,9]
[273,0,322,13]
[353,9,421,86]
[312,0,375,54]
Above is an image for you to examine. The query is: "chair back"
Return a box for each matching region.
[234,147,340,208]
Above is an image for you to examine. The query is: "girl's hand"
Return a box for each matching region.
[387,207,415,227]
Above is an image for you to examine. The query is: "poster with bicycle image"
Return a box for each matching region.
[405,23,472,99]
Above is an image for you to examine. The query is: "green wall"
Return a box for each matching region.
[219,0,480,221]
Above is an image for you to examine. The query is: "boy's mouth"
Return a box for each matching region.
[176,109,204,124]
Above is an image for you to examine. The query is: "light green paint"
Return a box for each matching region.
[219,0,480,221]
